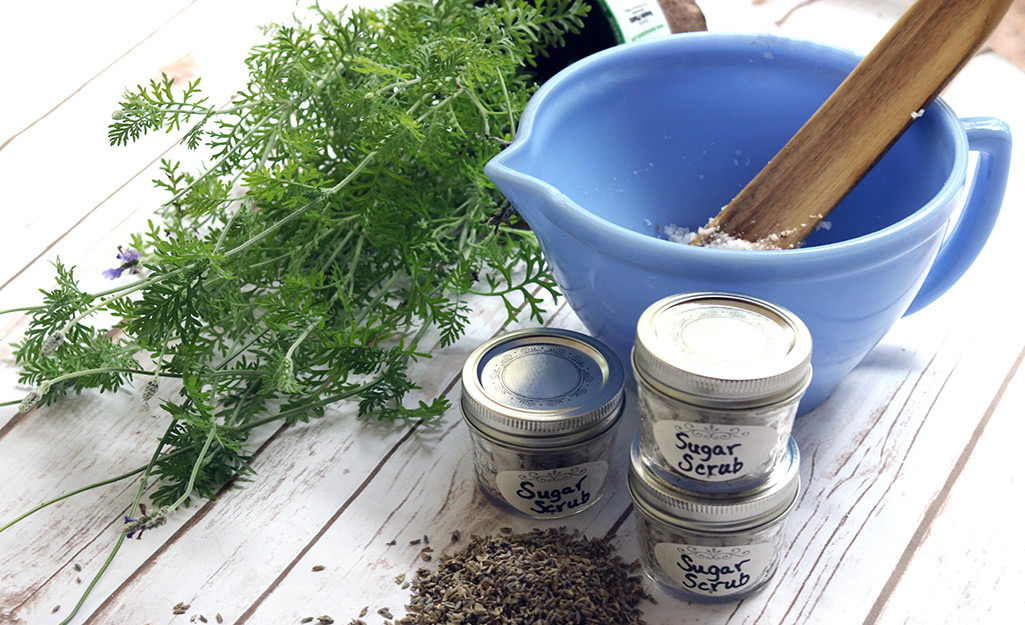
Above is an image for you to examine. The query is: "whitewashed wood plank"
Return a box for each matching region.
[0,0,348,423]
[0,0,354,289]
[227,304,641,625]
[600,321,1025,623]
[701,0,910,47]
[1,288,561,624]
[3,2,1024,625]
[0,0,195,143]
[874,347,1025,625]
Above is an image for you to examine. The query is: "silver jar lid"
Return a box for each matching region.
[632,292,812,408]
[460,328,625,447]
[628,437,800,533]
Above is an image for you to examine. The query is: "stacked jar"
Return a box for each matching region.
[628,293,812,603]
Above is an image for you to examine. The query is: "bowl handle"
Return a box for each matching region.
[904,116,1011,316]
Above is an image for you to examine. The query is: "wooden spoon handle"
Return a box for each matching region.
[690,0,1014,249]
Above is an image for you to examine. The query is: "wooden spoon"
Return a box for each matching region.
[689,0,1014,249]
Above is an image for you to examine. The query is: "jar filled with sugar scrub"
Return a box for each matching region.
[632,292,812,493]
[461,328,625,519]
[628,436,800,603]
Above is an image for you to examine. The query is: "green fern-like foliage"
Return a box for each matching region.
[13,0,584,509]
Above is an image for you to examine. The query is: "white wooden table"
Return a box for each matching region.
[2,1,1024,624]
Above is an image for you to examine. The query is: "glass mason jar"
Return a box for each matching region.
[632,292,812,493]
[461,328,625,519]
[629,437,801,603]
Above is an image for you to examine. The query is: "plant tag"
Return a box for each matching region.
[496,461,608,517]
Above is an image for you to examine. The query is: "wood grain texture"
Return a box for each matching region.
[2,1,1025,624]
[691,0,1015,247]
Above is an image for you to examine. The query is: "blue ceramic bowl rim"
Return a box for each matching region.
[489,32,970,272]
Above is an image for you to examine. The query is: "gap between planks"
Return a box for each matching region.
[861,341,1025,625]
[0,0,201,154]
[0,136,180,300]
[66,289,573,625]
[228,295,577,625]
[789,352,962,623]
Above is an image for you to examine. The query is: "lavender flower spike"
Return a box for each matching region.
[103,246,143,280]
[123,505,170,539]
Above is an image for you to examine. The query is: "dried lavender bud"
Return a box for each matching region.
[377,608,393,619]
[18,389,42,413]
[124,505,171,539]
[40,330,65,357]
[142,376,160,402]
[404,528,652,624]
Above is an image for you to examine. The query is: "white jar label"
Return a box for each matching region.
[600,0,672,43]
[496,461,607,517]
[652,421,777,482]
[654,542,776,597]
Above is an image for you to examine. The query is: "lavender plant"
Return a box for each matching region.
[1,0,588,620]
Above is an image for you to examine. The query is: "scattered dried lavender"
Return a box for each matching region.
[403,528,651,624]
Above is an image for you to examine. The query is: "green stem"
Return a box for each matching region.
[56,417,179,625]
[463,85,491,137]
[0,305,45,316]
[162,104,289,209]
[285,319,320,360]
[498,72,515,139]
[225,377,387,433]
[315,229,355,274]
[1,371,389,536]
[167,424,218,514]
[342,235,365,298]
[354,272,401,327]
[63,264,196,330]
[0,444,193,533]
[323,149,379,195]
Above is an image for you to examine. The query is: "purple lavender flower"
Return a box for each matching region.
[103,247,143,280]
[122,505,169,539]
[102,266,126,280]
